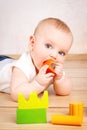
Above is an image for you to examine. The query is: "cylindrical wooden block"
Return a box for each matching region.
[51,115,82,126]
[69,102,84,117]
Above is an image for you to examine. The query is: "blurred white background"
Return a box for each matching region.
[0,0,87,54]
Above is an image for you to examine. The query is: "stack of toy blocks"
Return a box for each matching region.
[51,102,84,126]
[16,91,48,124]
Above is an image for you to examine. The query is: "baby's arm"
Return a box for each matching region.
[11,65,54,101]
[53,75,72,96]
[53,63,72,95]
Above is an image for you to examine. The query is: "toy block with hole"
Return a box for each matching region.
[43,59,56,75]
[16,91,48,124]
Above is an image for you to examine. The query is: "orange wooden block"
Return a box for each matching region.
[51,115,82,126]
[69,102,84,117]
[51,102,84,126]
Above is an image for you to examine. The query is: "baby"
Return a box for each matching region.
[0,17,73,101]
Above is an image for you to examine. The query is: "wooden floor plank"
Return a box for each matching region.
[71,77,87,90]
[65,68,87,77]
[65,60,87,68]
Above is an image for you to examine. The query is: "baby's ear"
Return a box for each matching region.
[29,35,35,44]
[28,35,35,51]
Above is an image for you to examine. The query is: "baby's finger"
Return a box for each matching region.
[48,76,54,82]
[40,65,49,74]
[46,72,55,78]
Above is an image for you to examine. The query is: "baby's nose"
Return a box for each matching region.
[50,51,58,60]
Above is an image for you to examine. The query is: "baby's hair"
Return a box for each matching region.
[34,17,72,35]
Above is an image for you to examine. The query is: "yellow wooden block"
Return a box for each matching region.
[18,91,48,109]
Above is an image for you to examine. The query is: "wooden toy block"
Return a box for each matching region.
[69,102,84,117]
[16,108,47,124]
[51,102,84,126]
[18,91,48,109]
[43,59,56,75]
[51,115,82,126]
[16,91,48,124]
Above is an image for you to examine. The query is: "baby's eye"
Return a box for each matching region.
[45,43,52,49]
[58,51,65,56]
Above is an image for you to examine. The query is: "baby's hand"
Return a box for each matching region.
[54,63,64,80]
[35,65,54,88]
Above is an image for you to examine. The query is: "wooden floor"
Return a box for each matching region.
[0,54,87,130]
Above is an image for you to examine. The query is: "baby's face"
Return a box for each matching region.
[30,25,72,70]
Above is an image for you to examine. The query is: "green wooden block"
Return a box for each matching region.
[16,108,47,124]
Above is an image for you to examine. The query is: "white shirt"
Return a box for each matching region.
[0,52,36,93]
